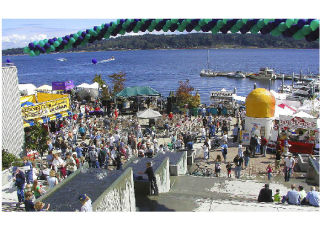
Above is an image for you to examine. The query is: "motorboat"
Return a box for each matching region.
[200,69,217,77]
[99,56,115,63]
[57,58,67,62]
[227,71,246,78]
[248,67,277,80]
[200,50,218,77]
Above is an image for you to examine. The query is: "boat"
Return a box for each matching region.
[99,56,115,63]
[248,67,277,80]
[200,50,218,77]
[57,58,67,62]
[227,71,246,78]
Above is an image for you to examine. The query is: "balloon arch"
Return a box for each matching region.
[24,18,319,56]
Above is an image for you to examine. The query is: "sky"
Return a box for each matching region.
[2,19,116,49]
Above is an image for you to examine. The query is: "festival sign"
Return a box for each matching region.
[52,80,74,91]
[21,97,70,120]
[210,91,233,97]
[279,116,317,130]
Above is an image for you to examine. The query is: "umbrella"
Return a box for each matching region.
[137,108,162,119]
[21,101,35,107]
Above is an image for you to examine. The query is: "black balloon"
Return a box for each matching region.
[48,39,54,44]
[44,43,50,49]
[28,43,35,49]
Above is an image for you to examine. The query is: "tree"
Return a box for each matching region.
[108,72,126,97]
[2,150,22,170]
[93,74,110,100]
[25,122,49,158]
[175,80,200,109]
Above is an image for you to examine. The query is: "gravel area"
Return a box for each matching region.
[42,168,123,211]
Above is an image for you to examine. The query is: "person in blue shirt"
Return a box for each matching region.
[23,158,33,184]
[75,143,83,158]
[306,186,319,207]
[221,142,228,162]
[282,184,300,205]
[209,124,216,138]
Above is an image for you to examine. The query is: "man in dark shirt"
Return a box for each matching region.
[144,162,159,196]
[258,184,273,202]
[14,168,26,206]
[233,155,243,179]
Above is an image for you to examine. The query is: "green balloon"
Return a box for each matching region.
[89,29,95,35]
[278,22,288,32]
[285,19,294,28]
[69,37,76,43]
[104,34,110,39]
[211,26,219,34]
[310,20,319,31]
[46,48,51,54]
[250,25,259,34]
[222,19,228,24]
[171,19,178,24]
[78,31,83,36]
[133,27,139,33]
[147,25,155,32]
[54,41,60,47]
[29,50,36,56]
[302,25,312,35]
[85,34,91,39]
[34,50,40,56]
[236,20,244,28]
[23,47,30,54]
[96,26,102,32]
[264,19,273,25]
[257,20,265,28]
[39,40,45,47]
[49,45,55,51]
[194,25,201,31]
[119,29,125,35]
[217,20,224,28]
[162,26,169,32]
[73,33,79,39]
[58,37,63,42]
[230,26,239,33]
[270,28,281,37]
[293,30,304,40]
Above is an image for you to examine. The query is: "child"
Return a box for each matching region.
[273,189,281,203]
[266,164,273,180]
[226,162,232,178]
[215,160,221,177]
[79,194,93,212]
[34,201,50,211]
[24,191,35,212]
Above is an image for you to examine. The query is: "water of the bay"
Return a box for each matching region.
[3,48,319,104]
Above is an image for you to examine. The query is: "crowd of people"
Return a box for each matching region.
[10,99,319,211]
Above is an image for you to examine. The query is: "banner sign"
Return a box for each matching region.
[22,97,70,120]
[279,117,317,130]
[52,80,74,90]
[210,91,233,97]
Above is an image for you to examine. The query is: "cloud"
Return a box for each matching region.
[2,33,49,49]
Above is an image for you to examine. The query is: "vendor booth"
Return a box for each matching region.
[76,82,99,100]
[20,92,71,128]
[116,86,161,113]
[243,88,276,142]
[52,80,74,91]
[276,111,319,154]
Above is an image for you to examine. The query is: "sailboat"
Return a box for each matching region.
[200,50,218,77]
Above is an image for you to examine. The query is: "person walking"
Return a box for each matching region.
[214,155,222,177]
[233,155,243,179]
[284,154,295,182]
[261,135,268,157]
[221,141,228,163]
[243,147,251,169]
[266,164,273,181]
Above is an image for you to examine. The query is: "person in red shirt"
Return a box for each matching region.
[168,112,173,120]
[114,108,118,119]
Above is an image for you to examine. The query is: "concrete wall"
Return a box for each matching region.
[155,157,171,193]
[169,151,188,176]
[187,150,196,165]
[2,66,24,157]
[93,168,136,212]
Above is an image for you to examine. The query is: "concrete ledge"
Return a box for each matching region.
[306,156,319,186]
[93,168,136,212]
[38,167,135,211]
[165,151,188,176]
[155,157,171,193]
[297,154,310,172]
[2,169,11,186]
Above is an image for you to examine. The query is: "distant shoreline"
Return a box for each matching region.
[2,47,318,57]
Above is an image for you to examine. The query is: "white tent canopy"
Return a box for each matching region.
[77,82,99,89]
[137,108,162,119]
[293,111,315,119]
[36,84,52,91]
[18,84,36,95]
[274,105,296,119]
[279,111,319,130]
[232,94,246,102]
